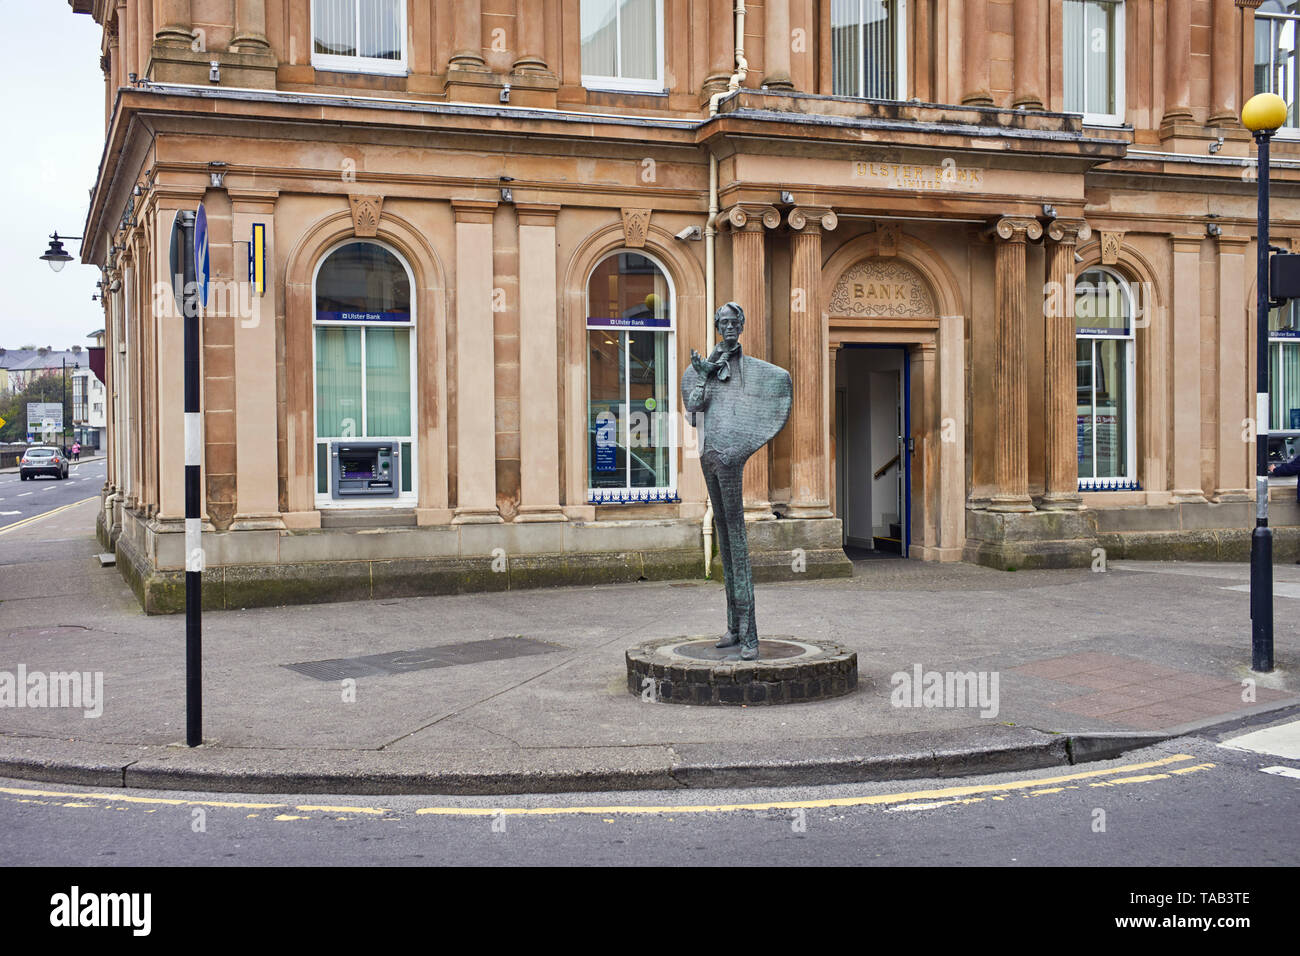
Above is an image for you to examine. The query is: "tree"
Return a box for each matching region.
[0,375,68,444]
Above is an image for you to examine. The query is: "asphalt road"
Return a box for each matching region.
[0,457,104,532]
[1,712,1296,869]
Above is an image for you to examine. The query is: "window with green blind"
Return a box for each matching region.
[313,241,415,499]
[1269,301,1300,432]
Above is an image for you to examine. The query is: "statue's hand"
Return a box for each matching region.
[690,349,709,376]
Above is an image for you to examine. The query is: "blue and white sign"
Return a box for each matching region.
[315,310,411,323]
[586,314,671,330]
[594,412,618,472]
[194,203,209,309]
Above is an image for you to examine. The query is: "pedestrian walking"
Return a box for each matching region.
[71,441,81,462]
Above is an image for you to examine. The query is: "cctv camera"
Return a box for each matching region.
[675,225,702,241]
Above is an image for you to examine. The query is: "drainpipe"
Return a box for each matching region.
[700,1,747,577]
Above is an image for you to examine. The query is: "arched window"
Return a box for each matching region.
[1075,267,1137,490]
[313,240,416,503]
[585,252,677,503]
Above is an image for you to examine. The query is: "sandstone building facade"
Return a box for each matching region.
[70,0,1300,611]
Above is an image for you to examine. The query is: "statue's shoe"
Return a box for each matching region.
[739,643,759,661]
[715,631,740,649]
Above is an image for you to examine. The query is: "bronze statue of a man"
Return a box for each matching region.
[682,302,793,660]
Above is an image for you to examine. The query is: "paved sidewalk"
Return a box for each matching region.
[0,498,1296,794]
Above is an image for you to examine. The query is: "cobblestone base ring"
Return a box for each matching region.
[626,636,858,705]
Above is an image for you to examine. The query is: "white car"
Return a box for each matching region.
[19,446,68,480]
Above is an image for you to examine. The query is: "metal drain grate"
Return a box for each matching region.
[283,636,562,682]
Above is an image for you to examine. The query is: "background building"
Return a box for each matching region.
[69,0,1300,612]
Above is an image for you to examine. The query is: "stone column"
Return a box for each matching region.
[1163,0,1194,126]
[962,0,993,106]
[516,203,565,522]
[1215,235,1251,499]
[705,0,734,94]
[233,0,271,52]
[1171,235,1205,501]
[450,0,486,70]
[1012,0,1044,110]
[153,0,192,47]
[118,0,134,82]
[786,206,838,518]
[990,216,1042,512]
[763,0,794,91]
[513,0,549,74]
[452,200,502,523]
[1042,219,1090,509]
[1209,0,1239,126]
[230,189,281,528]
[722,204,781,519]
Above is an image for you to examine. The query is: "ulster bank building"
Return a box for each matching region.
[71,0,1300,610]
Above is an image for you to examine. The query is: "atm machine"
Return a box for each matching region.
[330,441,400,499]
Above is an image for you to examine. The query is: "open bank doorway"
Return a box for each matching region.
[835,344,910,559]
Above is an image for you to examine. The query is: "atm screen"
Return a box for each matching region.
[340,455,376,479]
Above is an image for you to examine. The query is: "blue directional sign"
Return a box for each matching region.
[194,203,209,309]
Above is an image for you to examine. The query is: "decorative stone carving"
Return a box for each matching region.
[718,204,781,231]
[876,221,901,257]
[1100,230,1124,265]
[621,208,651,248]
[349,195,383,237]
[787,206,838,233]
[829,259,937,318]
[1047,219,1092,245]
[994,216,1043,242]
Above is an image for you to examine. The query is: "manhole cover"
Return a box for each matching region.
[284,636,562,682]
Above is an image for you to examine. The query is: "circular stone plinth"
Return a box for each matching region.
[625,636,857,706]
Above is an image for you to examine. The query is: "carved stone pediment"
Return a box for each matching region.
[829,258,936,318]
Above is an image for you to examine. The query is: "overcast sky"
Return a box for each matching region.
[0,2,106,350]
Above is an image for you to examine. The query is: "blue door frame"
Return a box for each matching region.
[839,344,911,557]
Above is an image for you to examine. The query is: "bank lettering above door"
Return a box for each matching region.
[853,161,982,191]
[830,259,936,318]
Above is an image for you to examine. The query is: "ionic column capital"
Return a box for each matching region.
[717,204,781,232]
[993,216,1043,243]
[1046,219,1091,245]
[788,206,838,233]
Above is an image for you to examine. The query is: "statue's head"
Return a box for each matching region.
[715,302,745,347]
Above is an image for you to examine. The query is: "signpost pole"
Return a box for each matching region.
[1252,131,1275,674]
[171,209,204,746]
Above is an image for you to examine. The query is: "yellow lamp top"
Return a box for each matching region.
[1243,93,1289,133]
